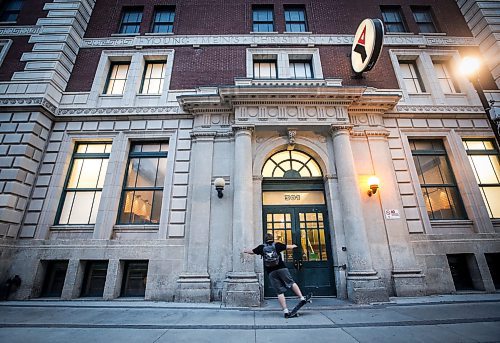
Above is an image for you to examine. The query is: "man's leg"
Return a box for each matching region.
[277,293,287,310]
[291,283,304,299]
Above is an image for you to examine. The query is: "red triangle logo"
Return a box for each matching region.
[357,26,366,45]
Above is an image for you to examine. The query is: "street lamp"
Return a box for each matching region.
[459,56,500,147]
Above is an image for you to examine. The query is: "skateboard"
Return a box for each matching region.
[286,293,312,318]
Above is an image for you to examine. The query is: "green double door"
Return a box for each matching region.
[262,205,336,297]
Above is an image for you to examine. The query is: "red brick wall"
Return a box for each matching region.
[85,0,471,37]
[0,37,32,81]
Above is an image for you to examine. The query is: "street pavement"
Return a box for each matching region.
[0,294,499,342]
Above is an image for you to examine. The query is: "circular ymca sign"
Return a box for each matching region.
[351,18,384,74]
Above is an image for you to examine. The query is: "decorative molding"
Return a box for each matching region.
[190,130,217,139]
[253,175,264,181]
[365,129,390,137]
[323,174,337,180]
[395,105,484,114]
[232,125,255,133]
[0,26,40,36]
[0,97,57,113]
[235,105,349,125]
[349,113,384,126]
[57,106,181,116]
[287,129,296,150]
[82,34,477,48]
[330,125,353,135]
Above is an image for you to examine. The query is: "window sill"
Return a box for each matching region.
[50,225,94,232]
[430,219,473,229]
[422,32,447,36]
[145,32,174,36]
[137,93,162,97]
[443,92,467,97]
[100,94,124,98]
[111,33,138,37]
[250,31,279,34]
[283,31,312,35]
[386,32,414,35]
[114,225,159,232]
[0,21,17,25]
[408,92,431,97]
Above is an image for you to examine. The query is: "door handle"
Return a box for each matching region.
[298,260,304,270]
[293,260,304,271]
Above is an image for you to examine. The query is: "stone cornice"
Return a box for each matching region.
[232,125,255,133]
[190,130,217,139]
[0,26,40,36]
[330,125,353,135]
[0,97,57,114]
[394,105,484,114]
[57,106,181,116]
[81,34,477,48]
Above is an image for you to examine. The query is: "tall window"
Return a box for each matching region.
[412,6,437,33]
[140,61,166,94]
[410,140,467,220]
[381,6,407,33]
[119,8,143,34]
[57,143,112,225]
[289,60,313,79]
[118,142,168,225]
[463,140,500,218]
[434,62,460,94]
[252,5,274,32]
[104,62,130,95]
[253,56,277,79]
[284,6,307,32]
[0,0,23,22]
[400,61,426,93]
[151,6,175,33]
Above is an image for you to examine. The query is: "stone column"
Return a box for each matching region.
[366,130,425,297]
[223,126,260,307]
[176,131,215,302]
[331,125,388,303]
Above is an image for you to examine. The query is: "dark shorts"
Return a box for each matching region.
[268,268,295,294]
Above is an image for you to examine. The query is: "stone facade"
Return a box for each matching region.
[0,0,499,306]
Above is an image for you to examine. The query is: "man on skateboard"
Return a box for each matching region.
[243,233,312,318]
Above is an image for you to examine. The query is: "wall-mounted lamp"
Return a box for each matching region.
[367,176,380,197]
[214,177,225,198]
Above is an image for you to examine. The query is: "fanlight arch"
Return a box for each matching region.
[261,150,322,178]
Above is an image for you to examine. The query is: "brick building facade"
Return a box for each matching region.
[0,0,499,305]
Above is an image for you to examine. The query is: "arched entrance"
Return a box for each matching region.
[261,150,336,297]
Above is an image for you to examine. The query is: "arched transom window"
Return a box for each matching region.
[262,150,322,178]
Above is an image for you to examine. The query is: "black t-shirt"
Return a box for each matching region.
[253,242,287,273]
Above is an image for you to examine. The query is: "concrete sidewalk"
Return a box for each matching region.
[0,294,499,342]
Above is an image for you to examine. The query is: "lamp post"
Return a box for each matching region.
[459,57,500,147]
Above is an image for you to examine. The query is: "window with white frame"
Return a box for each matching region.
[248,49,322,80]
[140,61,166,94]
[104,62,130,95]
[289,59,313,79]
[399,61,426,93]
[434,61,460,94]
[57,143,112,225]
[253,55,277,79]
[463,139,500,218]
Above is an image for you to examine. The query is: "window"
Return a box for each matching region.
[140,61,166,94]
[381,6,407,33]
[252,5,274,32]
[118,142,168,225]
[119,8,143,34]
[289,59,313,79]
[41,261,68,298]
[104,62,130,95]
[0,0,23,22]
[434,62,460,94]
[262,150,322,178]
[151,6,175,33]
[80,261,108,297]
[463,140,500,218]
[284,6,307,32]
[57,143,111,225]
[253,56,277,79]
[412,6,437,33]
[121,261,148,297]
[410,140,466,220]
[400,61,425,93]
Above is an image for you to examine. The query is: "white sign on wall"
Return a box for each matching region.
[384,209,401,220]
[351,18,384,74]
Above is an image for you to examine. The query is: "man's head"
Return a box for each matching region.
[265,233,274,243]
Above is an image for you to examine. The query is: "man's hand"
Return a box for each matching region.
[286,244,297,249]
